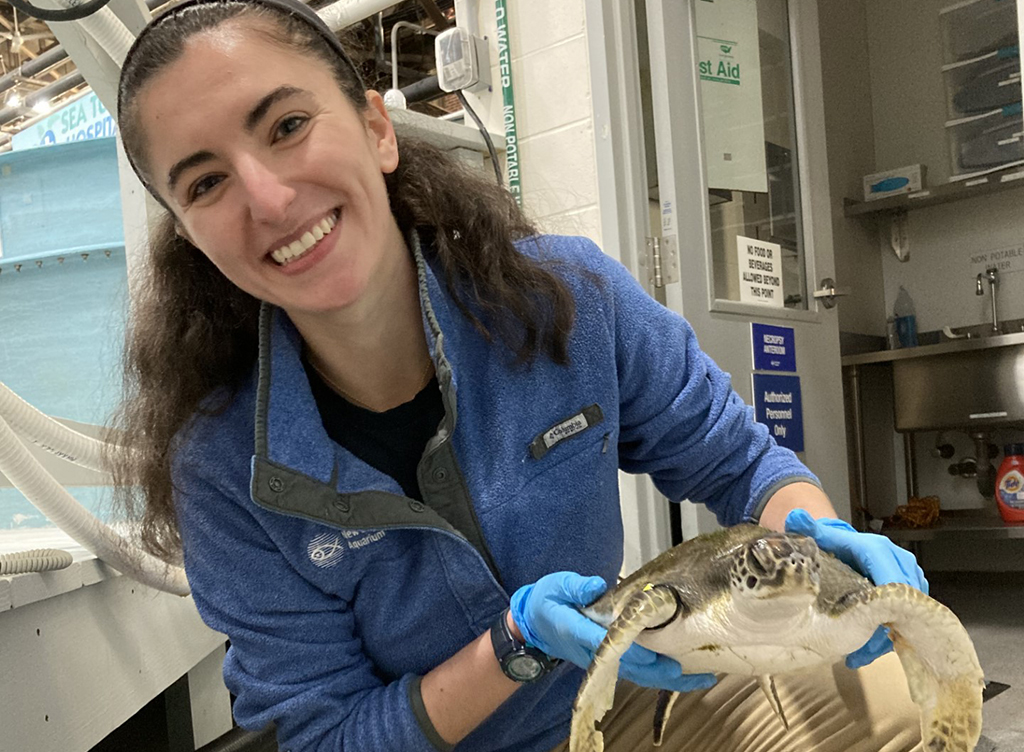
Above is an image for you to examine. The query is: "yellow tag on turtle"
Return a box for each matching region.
[643,583,655,592]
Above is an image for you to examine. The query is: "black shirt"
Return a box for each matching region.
[303,357,445,502]
[301,355,501,582]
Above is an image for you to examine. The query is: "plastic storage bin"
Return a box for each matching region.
[946,102,1023,174]
[940,0,1018,63]
[940,0,1022,179]
[942,45,1020,118]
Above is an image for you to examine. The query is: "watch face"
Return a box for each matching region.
[507,653,544,682]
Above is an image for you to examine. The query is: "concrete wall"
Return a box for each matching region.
[878,183,1024,335]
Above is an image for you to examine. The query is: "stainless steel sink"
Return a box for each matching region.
[841,332,1024,431]
[888,332,1024,431]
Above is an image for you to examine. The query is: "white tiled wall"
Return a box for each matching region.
[455,0,602,245]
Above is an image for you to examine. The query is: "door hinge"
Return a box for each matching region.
[643,235,679,289]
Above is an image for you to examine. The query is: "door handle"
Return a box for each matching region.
[812,278,850,309]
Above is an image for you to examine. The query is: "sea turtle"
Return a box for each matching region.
[570,525,984,752]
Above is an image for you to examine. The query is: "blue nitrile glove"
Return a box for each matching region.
[509,571,718,693]
[784,508,930,669]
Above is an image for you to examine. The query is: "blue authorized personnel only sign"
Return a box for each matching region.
[752,373,804,452]
[751,323,795,372]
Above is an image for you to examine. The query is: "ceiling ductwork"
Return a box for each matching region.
[0,0,457,145]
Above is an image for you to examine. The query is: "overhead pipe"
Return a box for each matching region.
[0,70,84,124]
[317,0,401,31]
[0,46,70,98]
[0,0,167,100]
[0,0,376,131]
[400,73,442,104]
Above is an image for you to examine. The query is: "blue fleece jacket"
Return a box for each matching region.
[172,233,818,752]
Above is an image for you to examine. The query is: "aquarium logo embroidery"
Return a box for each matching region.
[308,530,388,567]
[308,532,346,568]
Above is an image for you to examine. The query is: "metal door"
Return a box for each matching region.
[643,0,850,537]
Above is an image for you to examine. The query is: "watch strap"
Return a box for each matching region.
[491,607,560,682]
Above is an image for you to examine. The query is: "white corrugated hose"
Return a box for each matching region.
[0,548,73,575]
[0,382,189,595]
[0,381,112,471]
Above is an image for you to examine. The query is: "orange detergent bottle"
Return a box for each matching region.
[995,443,1024,523]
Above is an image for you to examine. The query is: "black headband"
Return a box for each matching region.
[117,0,366,195]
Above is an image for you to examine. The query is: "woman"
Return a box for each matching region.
[110,1,926,750]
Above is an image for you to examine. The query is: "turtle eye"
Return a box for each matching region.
[746,576,758,589]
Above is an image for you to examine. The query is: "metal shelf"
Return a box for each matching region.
[881,513,1024,542]
[842,330,1024,366]
[844,165,1024,217]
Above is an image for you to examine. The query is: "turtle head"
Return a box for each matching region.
[728,532,821,604]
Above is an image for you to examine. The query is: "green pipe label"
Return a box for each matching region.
[495,0,521,205]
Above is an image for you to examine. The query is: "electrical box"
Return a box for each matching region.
[435,27,491,93]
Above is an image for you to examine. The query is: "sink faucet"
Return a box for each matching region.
[976,267,999,334]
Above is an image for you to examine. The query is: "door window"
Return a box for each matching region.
[696,0,808,310]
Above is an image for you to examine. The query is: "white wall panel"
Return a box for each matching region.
[512,36,593,139]
[507,0,585,58]
[0,575,224,752]
[518,122,600,221]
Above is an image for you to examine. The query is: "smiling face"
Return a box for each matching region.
[134,21,404,317]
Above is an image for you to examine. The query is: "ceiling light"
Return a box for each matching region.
[31,100,50,115]
[7,92,21,107]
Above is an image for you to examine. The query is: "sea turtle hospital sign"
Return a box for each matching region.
[12,92,116,151]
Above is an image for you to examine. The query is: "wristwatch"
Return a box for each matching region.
[490,607,561,682]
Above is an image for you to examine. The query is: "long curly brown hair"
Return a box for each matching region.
[108,1,576,563]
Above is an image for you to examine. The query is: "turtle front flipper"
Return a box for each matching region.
[570,585,680,752]
[840,583,984,752]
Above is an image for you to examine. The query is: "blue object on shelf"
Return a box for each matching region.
[896,316,919,348]
[869,176,911,194]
